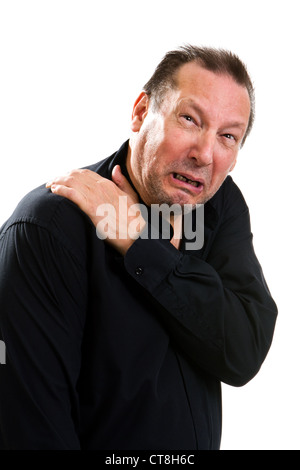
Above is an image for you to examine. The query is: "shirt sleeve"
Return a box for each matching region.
[124,193,278,387]
[0,222,87,449]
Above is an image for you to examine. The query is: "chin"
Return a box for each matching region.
[165,194,199,209]
[171,189,205,206]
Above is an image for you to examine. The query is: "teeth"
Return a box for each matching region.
[175,174,187,182]
[174,173,199,187]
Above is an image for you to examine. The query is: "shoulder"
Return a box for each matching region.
[0,185,89,262]
[0,155,113,261]
[3,184,74,228]
[0,145,123,261]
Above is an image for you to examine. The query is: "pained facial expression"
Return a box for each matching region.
[128,62,251,207]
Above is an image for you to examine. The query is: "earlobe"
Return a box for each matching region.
[131,92,149,132]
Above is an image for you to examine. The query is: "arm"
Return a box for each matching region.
[0,220,87,449]
[124,199,277,387]
[47,168,277,387]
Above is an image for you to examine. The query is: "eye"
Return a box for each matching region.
[181,114,197,126]
[222,133,239,147]
[223,133,235,141]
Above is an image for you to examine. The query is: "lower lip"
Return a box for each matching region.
[170,174,204,194]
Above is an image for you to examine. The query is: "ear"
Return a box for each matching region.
[131,92,150,132]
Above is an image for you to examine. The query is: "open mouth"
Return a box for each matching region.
[173,173,202,188]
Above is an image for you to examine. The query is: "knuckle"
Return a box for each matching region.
[64,175,74,186]
[67,169,76,176]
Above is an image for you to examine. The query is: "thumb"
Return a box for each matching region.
[112,165,137,199]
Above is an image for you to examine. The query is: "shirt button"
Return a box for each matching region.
[135,266,144,275]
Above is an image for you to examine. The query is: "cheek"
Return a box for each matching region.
[216,149,237,171]
[139,122,195,176]
[155,128,188,164]
[143,138,173,171]
[211,154,237,183]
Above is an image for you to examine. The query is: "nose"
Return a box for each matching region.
[188,130,215,166]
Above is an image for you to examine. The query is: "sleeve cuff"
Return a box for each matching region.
[124,223,182,293]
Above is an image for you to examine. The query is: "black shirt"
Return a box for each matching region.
[0,141,277,450]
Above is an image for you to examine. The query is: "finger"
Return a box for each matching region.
[46,169,102,189]
[46,177,70,188]
[46,172,79,189]
[112,165,137,198]
[50,184,87,210]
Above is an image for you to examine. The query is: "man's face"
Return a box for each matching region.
[128,62,251,207]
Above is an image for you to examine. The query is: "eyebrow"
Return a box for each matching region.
[179,98,248,131]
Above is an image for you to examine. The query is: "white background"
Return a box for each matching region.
[0,0,299,450]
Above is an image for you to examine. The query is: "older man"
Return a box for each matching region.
[0,45,277,450]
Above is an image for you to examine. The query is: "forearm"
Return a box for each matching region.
[124,234,277,386]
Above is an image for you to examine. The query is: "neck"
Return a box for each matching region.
[126,139,149,205]
[125,141,134,187]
